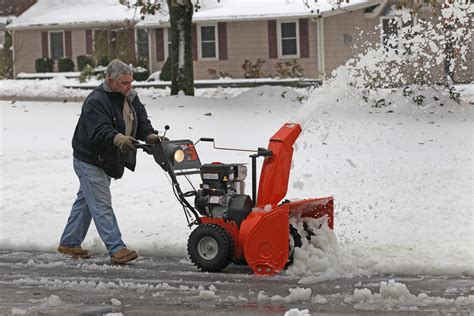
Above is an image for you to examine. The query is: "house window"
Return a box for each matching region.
[279,21,298,57]
[49,31,64,60]
[199,25,217,59]
[381,17,399,50]
[136,28,149,60]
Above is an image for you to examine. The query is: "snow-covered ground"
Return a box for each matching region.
[0,76,473,314]
[1,77,472,278]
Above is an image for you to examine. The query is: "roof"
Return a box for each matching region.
[138,0,384,28]
[7,0,139,30]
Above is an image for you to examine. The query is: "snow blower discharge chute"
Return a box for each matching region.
[137,123,333,275]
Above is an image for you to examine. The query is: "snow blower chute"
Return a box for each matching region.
[137,123,333,275]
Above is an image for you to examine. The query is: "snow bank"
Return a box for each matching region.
[345,279,474,311]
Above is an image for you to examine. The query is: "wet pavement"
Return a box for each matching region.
[0,251,472,315]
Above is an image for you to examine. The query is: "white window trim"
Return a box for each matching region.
[164,27,170,60]
[380,16,401,47]
[198,23,219,61]
[277,20,299,59]
[48,30,65,60]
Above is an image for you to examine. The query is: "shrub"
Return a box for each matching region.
[77,55,95,71]
[35,57,54,73]
[159,57,172,81]
[275,59,303,78]
[96,56,109,67]
[58,57,75,72]
[79,64,94,83]
[242,58,265,78]
[133,66,150,81]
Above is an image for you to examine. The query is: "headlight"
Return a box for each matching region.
[173,148,185,163]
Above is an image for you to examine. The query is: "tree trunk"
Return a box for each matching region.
[168,0,195,96]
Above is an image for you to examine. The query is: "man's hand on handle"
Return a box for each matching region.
[145,133,169,144]
[114,134,137,153]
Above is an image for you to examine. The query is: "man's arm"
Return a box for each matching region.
[82,98,119,148]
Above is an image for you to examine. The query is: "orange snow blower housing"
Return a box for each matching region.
[137,123,333,276]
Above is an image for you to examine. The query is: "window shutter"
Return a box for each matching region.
[299,18,309,58]
[65,31,72,57]
[192,24,197,61]
[129,30,135,61]
[42,32,48,58]
[155,28,165,62]
[85,29,93,55]
[268,20,277,59]
[218,22,227,60]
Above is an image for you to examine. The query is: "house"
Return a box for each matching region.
[6,0,140,74]
[138,0,389,80]
[6,0,473,83]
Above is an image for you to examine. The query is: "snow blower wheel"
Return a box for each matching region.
[285,225,302,269]
[187,223,234,272]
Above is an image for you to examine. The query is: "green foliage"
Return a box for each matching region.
[58,57,75,72]
[412,94,425,106]
[133,66,150,81]
[402,86,413,96]
[35,57,54,73]
[242,58,266,78]
[448,86,461,103]
[79,64,95,83]
[159,57,172,81]
[96,56,109,67]
[275,59,304,78]
[77,55,95,71]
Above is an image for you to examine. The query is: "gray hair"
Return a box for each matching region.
[106,59,132,80]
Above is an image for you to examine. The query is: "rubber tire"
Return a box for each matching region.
[187,223,234,272]
[284,225,302,269]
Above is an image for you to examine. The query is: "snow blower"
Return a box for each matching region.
[137,123,333,275]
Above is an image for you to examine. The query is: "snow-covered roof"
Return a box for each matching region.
[138,0,383,28]
[7,0,140,31]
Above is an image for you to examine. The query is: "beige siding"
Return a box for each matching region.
[197,20,318,79]
[149,20,319,80]
[13,30,42,74]
[70,29,87,65]
[323,10,379,77]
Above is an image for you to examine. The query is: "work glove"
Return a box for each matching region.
[145,133,169,144]
[114,134,137,153]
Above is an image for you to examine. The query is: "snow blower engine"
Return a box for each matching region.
[137,123,333,275]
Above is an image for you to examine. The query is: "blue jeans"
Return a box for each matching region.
[60,158,126,256]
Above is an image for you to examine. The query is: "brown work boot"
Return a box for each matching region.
[57,245,92,259]
[110,248,138,264]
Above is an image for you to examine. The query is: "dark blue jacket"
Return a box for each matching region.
[72,83,154,179]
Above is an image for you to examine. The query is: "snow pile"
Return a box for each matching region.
[110,298,121,306]
[344,279,474,311]
[284,308,310,316]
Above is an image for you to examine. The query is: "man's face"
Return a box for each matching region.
[107,74,133,96]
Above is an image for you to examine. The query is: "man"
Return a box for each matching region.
[58,59,161,264]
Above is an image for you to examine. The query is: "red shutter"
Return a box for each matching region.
[192,24,197,61]
[129,30,135,62]
[218,22,227,60]
[268,20,277,59]
[299,18,309,58]
[65,31,72,57]
[156,28,165,61]
[85,29,93,55]
[42,32,48,58]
